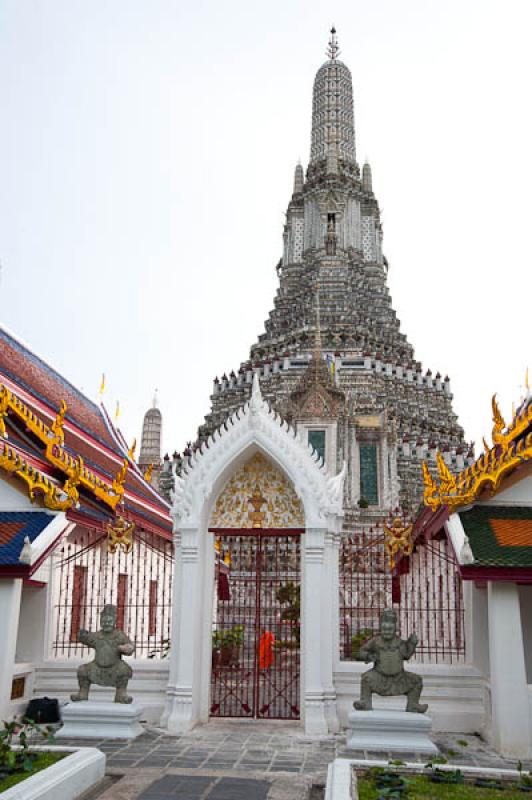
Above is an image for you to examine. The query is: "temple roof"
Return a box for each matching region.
[423,392,532,513]
[0,328,116,450]
[0,511,52,566]
[0,325,172,539]
[459,505,532,568]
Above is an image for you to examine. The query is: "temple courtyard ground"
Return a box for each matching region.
[53,720,532,799]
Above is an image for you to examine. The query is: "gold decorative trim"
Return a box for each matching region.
[423,394,532,512]
[0,442,78,511]
[0,383,127,510]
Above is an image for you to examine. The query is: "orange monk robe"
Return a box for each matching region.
[259,631,275,669]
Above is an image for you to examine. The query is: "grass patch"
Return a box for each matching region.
[357,770,529,799]
[0,752,66,794]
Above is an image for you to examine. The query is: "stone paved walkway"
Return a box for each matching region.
[60,722,531,799]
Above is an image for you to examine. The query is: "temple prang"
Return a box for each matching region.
[163,29,467,522]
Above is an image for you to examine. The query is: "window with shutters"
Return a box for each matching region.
[359,442,379,505]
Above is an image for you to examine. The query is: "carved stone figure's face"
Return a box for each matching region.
[101,611,116,632]
[380,619,396,640]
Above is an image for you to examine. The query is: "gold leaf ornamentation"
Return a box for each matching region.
[383,516,414,571]
[0,442,76,511]
[0,383,127,511]
[209,452,304,528]
[421,390,532,512]
[107,516,135,554]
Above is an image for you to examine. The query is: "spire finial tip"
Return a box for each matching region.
[327,26,340,60]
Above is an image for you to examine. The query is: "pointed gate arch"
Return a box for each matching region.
[162,376,346,735]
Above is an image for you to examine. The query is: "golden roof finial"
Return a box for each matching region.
[144,462,153,483]
[114,401,120,422]
[436,451,456,494]
[128,438,136,462]
[0,385,10,439]
[51,400,67,445]
[491,393,506,444]
[422,461,439,510]
[98,373,106,397]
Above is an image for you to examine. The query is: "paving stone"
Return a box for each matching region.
[208,777,271,800]
[139,774,215,798]
[138,756,175,767]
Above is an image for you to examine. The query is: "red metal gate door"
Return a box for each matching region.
[210,530,301,720]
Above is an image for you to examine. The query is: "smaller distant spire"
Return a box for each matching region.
[362,161,373,192]
[293,162,304,194]
[327,26,340,60]
[152,388,159,408]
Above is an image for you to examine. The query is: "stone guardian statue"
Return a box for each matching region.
[71,604,135,704]
[354,608,427,713]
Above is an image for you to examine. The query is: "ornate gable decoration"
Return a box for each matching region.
[287,355,345,420]
[0,383,128,511]
[172,375,346,529]
[423,393,532,513]
[209,452,304,529]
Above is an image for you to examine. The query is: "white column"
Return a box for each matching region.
[302,527,337,734]
[488,581,532,757]
[322,531,340,732]
[0,579,23,721]
[162,526,202,733]
[464,582,489,677]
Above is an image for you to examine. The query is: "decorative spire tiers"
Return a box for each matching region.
[197,29,466,517]
[310,27,356,171]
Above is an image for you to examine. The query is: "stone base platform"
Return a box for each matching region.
[347,709,438,754]
[56,700,145,740]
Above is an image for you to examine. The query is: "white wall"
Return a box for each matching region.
[0,478,35,511]
[34,661,170,724]
[520,585,532,684]
[0,579,23,721]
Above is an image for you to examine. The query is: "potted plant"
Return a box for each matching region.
[212,625,244,667]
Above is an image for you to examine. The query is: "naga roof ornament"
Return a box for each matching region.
[423,387,532,512]
[0,383,128,511]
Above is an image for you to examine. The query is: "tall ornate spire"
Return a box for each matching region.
[310,28,356,166]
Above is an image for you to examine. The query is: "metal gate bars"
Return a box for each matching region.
[210,530,301,720]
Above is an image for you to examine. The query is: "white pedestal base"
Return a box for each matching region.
[347,709,438,754]
[56,701,145,740]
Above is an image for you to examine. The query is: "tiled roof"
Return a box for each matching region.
[0,326,172,535]
[0,511,54,566]
[460,506,532,567]
[0,327,116,450]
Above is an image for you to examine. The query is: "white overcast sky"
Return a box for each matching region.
[0,0,530,458]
